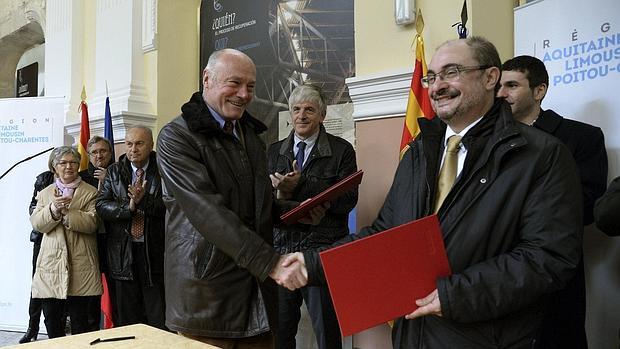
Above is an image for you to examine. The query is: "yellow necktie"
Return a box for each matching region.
[434,135,462,213]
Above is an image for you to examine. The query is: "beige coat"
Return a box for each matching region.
[30,181,102,299]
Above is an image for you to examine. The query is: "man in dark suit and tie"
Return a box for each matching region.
[96,126,167,330]
[267,84,358,349]
[281,37,584,349]
[498,55,608,349]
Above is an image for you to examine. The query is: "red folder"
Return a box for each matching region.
[319,215,451,337]
[280,170,363,225]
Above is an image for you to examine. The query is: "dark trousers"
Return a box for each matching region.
[86,295,102,331]
[26,242,42,328]
[112,242,166,330]
[277,285,341,349]
[42,296,98,338]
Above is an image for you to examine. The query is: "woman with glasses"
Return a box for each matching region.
[30,146,102,338]
[19,153,56,343]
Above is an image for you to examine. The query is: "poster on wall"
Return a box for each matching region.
[200,0,355,144]
[16,62,38,98]
[200,0,273,67]
[0,97,64,332]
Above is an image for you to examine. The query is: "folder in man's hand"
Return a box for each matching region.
[319,214,451,337]
[280,170,363,225]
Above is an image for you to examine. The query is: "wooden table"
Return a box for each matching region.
[5,324,219,348]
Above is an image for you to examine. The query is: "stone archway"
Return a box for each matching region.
[0,0,45,98]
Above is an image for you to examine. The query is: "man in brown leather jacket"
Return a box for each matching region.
[156,48,306,348]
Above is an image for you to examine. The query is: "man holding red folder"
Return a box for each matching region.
[268,84,358,349]
[283,37,583,348]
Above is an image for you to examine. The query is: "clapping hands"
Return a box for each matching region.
[128,178,147,211]
[51,188,71,217]
[270,160,301,199]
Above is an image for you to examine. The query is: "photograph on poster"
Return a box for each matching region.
[201,0,355,144]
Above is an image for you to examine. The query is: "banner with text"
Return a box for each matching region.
[0,97,64,332]
[515,0,620,175]
[516,1,620,348]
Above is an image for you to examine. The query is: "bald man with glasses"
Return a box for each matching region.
[283,36,584,349]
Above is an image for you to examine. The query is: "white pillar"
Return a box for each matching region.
[45,0,84,123]
[64,0,157,143]
[91,0,154,118]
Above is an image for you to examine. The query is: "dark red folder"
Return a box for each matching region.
[319,215,451,337]
[280,170,363,225]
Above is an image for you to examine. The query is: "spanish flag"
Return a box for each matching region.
[400,10,434,159]
[77,86,90,172]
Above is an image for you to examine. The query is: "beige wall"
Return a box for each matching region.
[155,0,201,134]
[353,1,515,230]
[355,0,515,76]
[355,117,404,229]
[470,0,518,62]
[73,1,200,144]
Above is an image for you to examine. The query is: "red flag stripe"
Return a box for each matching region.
[400,34,435,158]
[78,100,90,171]
[101,273,114,328]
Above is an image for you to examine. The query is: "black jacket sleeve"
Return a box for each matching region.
[95,164,133,223]
[574,127,607,225]
[30,171,54,215]
[594,176,620,236]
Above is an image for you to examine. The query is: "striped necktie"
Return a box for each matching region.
[130,168,145,239]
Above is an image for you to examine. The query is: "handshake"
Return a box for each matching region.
[269,252,308,291]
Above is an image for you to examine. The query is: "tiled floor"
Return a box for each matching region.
[0,330,48,347]
[0,331,21,347]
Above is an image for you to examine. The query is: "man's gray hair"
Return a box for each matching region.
[127,125,153,142]
[288,84,327,116]
[87,135,112,152]
[204,48,253,81]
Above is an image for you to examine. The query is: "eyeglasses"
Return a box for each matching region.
[421,65,491,88]
[57,161,79,167]
[89,149,109,156]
